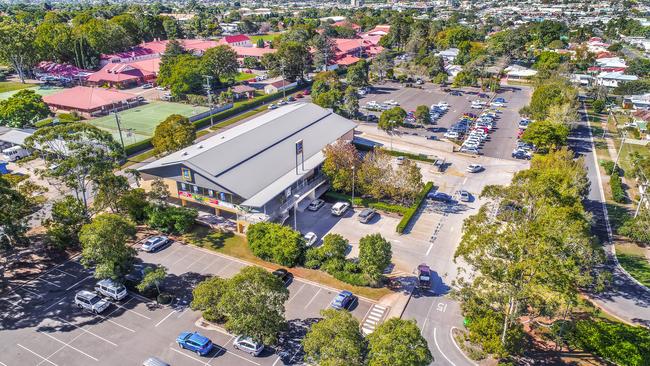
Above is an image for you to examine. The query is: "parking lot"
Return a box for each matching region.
[358,81,532,160]
[0,241,375,366]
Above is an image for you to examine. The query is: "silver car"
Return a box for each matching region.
[74,290,110,314]
[233,336,264,356]
[142,236,170,252]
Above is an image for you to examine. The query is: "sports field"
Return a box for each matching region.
[0,84,63,100]
[89,101,209,144]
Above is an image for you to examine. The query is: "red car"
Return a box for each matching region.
[517,129,525,138]
[303,89,311,95]
[296,92,304,98]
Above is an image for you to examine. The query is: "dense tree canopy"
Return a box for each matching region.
[366,318,432,366]
[303,309,366,366]
[79,213,136,280]
[0,175,30,250]
[152,114,196,156]
[0,89,50,128]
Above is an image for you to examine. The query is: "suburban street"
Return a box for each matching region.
[571,102,650,327]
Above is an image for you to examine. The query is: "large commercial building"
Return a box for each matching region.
[138,103,356,233]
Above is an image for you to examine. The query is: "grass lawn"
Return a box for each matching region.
[90,101,209,143]
[181,225,393,301]
[616,243,650,288]
[120,149,157,169]
[250,34,280,43]
[209,106,266,131]
[234,72,256,82]
[0,81,33,93]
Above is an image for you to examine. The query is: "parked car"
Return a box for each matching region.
[417,264,431,288]
[427,191,454,203]
[142,357,170,366]
[303,89,311,95]
[95,279,127,301]
[307,199,325,211]
[278,100,288,106]
[272,268,292,283]
[331,202,350,216]
[304,232,318,247]
[358,208,376,224]
[460,146,480,154]
[287,96,296,102]
[466,164,483,173]
[268,104,277,110]
[458,190,472,202]
[233,336,264,356]
[74,290,110,314]
[141,83,153,89]
[512,149,532,160]
[331,290,355,310]
[444,131,460,139]
[141,235,170,252]
[176,332,214,356]
[296,92,304,98]
[396,156,405,165]
[155,86,166,91]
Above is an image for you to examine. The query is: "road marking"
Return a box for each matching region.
[433,328,456,366]
[287,283,306,303]
[155,309,177,327]
[462,177,468,184]
[95,313,136,333]
[304,288,321,309]
[37,277,62,288]
[0,360,7,366]
[425,242,434,256]
[128,292,152,303]
[110,302,151,320]
[17,344,58,366]
[169,347,206,364]
[169,250,193,266]
[215,260,235,276]
[17,287,43,298]
[55,317,117,346]
[54,268,77,278]
[65,275,93,291]
[40,332,98,362]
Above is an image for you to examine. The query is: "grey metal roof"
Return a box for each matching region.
[0,129,35,146]
[139,103,356,202]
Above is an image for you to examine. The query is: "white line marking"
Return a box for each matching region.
[450,327,477,365]
[65,275,93,291]
[128,292,152,303]
[55,318,117,346]
[110,302,151,320]
[433,328,456,366]
[0,297,21,307]
[37,278,62,288]
[425,242,434,256]
[54,268,77,277]
[373,305,386,310]
[220,347,261,365]
[42,297,67,312]
[169,347,205,364]
[17,287,43,297]
[169,250,193,266]
[287,283,306,303]
[155,310,177,327]
[40,332,98,361]
[304,288,321,309]
[17,344,58,366]
[0,360,7,366]
[97,315,135,333]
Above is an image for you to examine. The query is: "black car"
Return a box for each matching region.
[427,192,454,203]
[366,114,379,122]
[272,268,292,283]
[512,150,532,160]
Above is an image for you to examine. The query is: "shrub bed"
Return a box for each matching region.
[610,172,626,203]
[323,191,410,215]
[396,182,434,234]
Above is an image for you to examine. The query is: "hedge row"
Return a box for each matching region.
[323,190,410,215]
[352,141,439,164]
[396,182,434,234]
[610,172,626,203]
[124,85,304,156]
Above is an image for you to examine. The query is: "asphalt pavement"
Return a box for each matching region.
[571,101,650,327]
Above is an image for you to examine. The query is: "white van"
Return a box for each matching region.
[95,279,128,301]
[2,146,29,162]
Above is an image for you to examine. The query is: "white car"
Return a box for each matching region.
[491,101,504,107]
[142,236,170,252]
[304,232,318,247]
[467,164,483,173]
[331,202,350,216]
[75,290,110,314]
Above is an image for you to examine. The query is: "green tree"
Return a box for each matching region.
[359,233,392,283]
[45,196,87,250]
[533,51,564,72]
[25,123,123,213]
[526,77,577,120]
[414,105,431,125]
[220,266,289,344]
[191,276,229,322]
[370,50,392,81]
[35,20,75,64]
[311,33,336,71]
[347,60,369,87]
[521,120,570,153]
[117,188,150,223]
[93,174,130,213]
[433,72,448,85]
[367,318,432,366]
[157,54,204,98]
[319,233,348,260]
[246,222,305,266]
[302,309,366,366]
[342,86,359,118]
[0,175,30,250]
[136,265,167,295]
[322,141,361,193]
[618,210,650,245]
[79,213,137,280]
[379,107,406,132]
[0,89,50,128]
[152,114,196,156]
[0,20,38,83]
[146,205,197,234]
[276,40,310,81]
[592,99,606,114]
[627,58,650,78]
[202,45,239,85]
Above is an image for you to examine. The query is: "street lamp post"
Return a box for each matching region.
[351,165,356,206]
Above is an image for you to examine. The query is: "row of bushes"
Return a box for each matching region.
[323,190,410,215]
[610,172,626,203]
[396,182,435,234]
[305,234,371,286]
[353,142,439,164]
[124,85,304,156]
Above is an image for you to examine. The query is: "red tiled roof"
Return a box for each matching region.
[223,34,251,44]
[230,46,276,58]
[232,85,256,93]
[87,59,159,83]
[101,39,219,61]
[335,55,360,66]
[43,87,136,111]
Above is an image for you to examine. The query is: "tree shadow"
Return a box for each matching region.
[274,318,320,365]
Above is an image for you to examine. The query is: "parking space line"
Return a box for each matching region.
[155,309,177,327]
[54,268,77,278]
[128,291,152,303]
[17,344,58,366]
[110,302,151,320]
[169,250,193,266]
[221,348,261,366]
[97,315,136,333]
[40,332,98,362]
[65,275,93,291]
[214,260,234,276]
[169,347,206,365]
[17,287,43,298]
[287,283,306,303]
[55,317,117,347]
[157,243,183,262]
[0,360,7,366]
[37,278,62,288]
[304,289,321,309]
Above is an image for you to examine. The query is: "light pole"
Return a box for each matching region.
[613,128,627,172]
[203,75,214,126]
[293,193,300,231]
[351,165,356,206]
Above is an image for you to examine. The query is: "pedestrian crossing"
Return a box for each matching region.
[361,304,388,335]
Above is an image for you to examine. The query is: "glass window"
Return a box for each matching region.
[208,190,214,197]
[193,185,199,193]
[181,167,192,182]
[180,183,187,191]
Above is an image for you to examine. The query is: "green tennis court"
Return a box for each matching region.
[89,101,209,144]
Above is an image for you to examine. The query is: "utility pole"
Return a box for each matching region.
[613,128,626,172]
[634,170,649,218]
[203,75,214,126]
[114,111,125,150]
[351,165,356,206]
